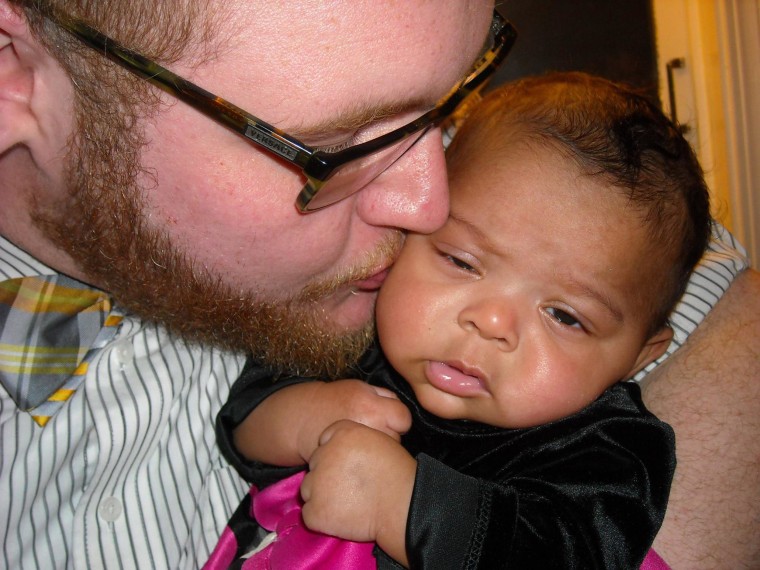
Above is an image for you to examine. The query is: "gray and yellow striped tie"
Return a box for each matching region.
[0,275,123,426]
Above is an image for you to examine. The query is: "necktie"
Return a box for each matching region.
[0,275,123,426]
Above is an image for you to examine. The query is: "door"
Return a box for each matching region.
[652,0,760,266]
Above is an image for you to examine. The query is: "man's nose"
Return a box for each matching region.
[353,127,449,234]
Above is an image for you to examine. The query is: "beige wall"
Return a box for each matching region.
[652,0,732,229]
[696,1,733,229]
[653,0,760,266]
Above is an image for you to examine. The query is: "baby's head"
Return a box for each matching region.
[377,72,710,428]
[449,72,711,336]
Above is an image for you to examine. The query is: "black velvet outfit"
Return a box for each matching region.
[217,344,675,569]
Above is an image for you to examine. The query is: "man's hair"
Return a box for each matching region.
[15,0,221,64]
[450,72,711,334]
[12,1,228,142]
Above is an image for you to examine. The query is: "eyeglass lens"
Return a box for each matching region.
[298,15,509,212]
[299,125,434,211]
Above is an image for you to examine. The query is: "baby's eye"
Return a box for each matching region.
[446,254,476,273]
[546,307,583,329]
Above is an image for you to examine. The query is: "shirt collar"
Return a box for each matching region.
[0,236,58,281]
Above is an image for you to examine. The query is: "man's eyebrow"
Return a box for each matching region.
[292,98,432,138]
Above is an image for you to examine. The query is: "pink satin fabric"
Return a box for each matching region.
[641,548,671,570]
[205,471,667,569]
[234,472,376,570]
[204,526,240,569]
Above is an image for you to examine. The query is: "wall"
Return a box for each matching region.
[653,0,760,265]
[493,1,658,100]
[652,0,733,229]
[714,0,760,266]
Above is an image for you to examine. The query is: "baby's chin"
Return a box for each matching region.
[410,383,485,423]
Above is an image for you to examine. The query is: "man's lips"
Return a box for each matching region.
[425,360,489,397]
[352,268,390,292]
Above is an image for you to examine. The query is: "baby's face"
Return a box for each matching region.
[376,139,671,428]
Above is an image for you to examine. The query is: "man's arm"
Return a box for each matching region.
[643,268,760,569]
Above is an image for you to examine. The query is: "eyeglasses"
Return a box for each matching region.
[46,10,516,212]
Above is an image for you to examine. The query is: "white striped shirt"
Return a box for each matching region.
[0,224,749,569]
[0,237,247,569]
[632,223,749,380]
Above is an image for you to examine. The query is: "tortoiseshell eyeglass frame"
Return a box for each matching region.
[46,9,516,212]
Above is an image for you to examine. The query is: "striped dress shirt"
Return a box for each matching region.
[0,237,247,569]
[0,223,749,569]
[632,223,749,380]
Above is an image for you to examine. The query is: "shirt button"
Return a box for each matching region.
[99,496,123,522]
[114,341,134,364]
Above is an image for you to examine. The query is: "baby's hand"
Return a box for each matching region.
[301,420,416,565]
[296,380,412,461]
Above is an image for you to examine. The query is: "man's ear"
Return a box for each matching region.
[626,326,674,378]
[0,1,71,156]
[0,1,36,153]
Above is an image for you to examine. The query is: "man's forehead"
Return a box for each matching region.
[223,2,493,112]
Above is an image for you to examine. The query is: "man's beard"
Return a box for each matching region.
[32,91,402,378]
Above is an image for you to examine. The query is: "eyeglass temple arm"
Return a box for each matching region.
[51,16,315,167]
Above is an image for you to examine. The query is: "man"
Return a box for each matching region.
[0,1,757,568]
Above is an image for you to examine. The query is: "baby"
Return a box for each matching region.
[212,71,711,569]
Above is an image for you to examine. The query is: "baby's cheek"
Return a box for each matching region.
[376,276,410,340]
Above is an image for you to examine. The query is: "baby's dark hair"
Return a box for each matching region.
[449,71,711,335]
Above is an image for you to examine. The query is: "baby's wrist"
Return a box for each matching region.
[295,382,335,461]
[375,459,416,566]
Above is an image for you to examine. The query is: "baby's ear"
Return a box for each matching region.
[0,2,70,156]
[626,326,674,378]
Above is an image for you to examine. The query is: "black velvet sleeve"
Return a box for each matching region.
[219,348,676,568]
[396,382,676,569]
